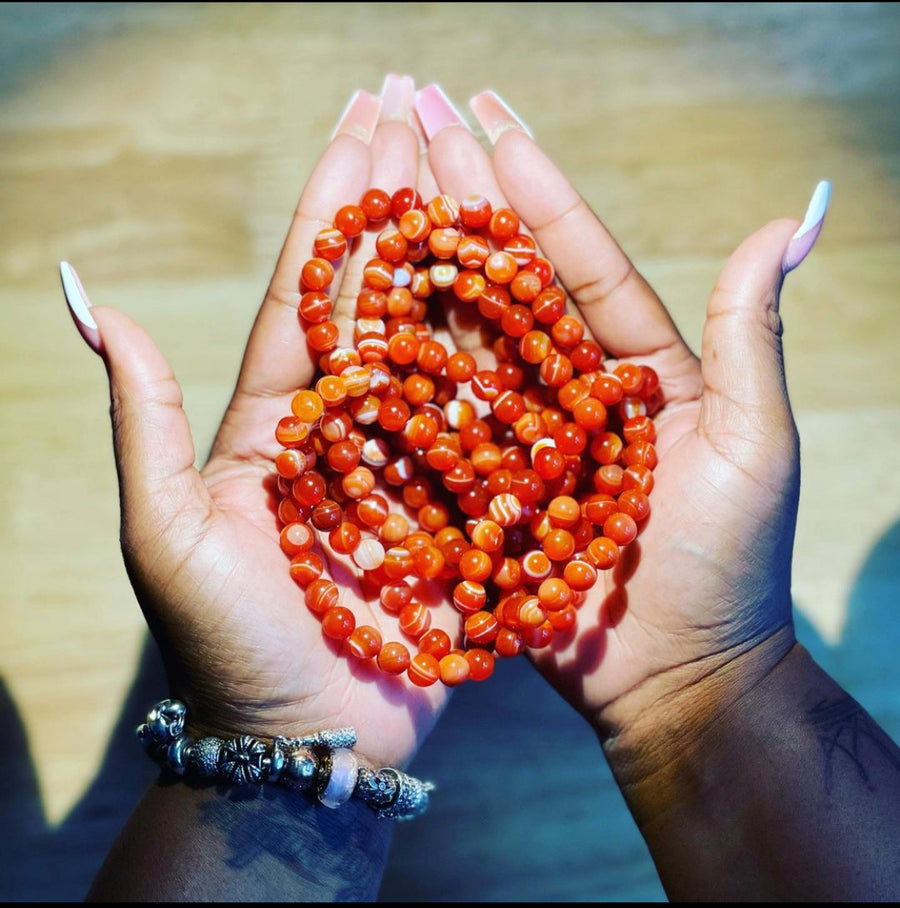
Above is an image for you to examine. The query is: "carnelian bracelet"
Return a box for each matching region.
[274,188,661,688]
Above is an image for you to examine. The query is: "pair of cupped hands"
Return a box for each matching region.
[70,76,821,775]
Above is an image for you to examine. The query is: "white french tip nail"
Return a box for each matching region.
[60,261,102,354]
[60,261,97,328]
[782,180,832,275]
[792,180,831,240]
[330,90,362,141]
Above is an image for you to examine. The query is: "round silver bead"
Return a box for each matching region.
[283,747,317,791]
[167,735,194,776]
[146,700,186,743]
[187,736,224,778]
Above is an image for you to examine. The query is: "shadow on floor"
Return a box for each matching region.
[2,519,899,902]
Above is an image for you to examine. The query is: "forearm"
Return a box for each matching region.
[604,641,900,901]
[88,778,393,901]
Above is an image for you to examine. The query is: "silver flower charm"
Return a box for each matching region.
[220,735,267,785]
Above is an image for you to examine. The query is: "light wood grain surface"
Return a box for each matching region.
[2,2,899,901]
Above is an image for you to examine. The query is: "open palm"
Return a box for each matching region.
[86,85,463,768]
[422,97,810,734]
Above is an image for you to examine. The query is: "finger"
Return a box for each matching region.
[234,91,380,401]
[331,75,420,346]
[472,91,699,382]
[699,181,830,436]
[61,263,208,540]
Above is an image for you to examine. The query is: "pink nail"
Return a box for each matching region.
[414,83,470,141]
[469,90,534,145]
[782,180,831,275]
[60,261,102,354]
[331,90,382,144]
[380,73,415,123]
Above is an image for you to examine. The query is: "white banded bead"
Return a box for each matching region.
[429,263,458,289]
[353,536,385,571]
[361,438,390,468]
[488,493,523,527]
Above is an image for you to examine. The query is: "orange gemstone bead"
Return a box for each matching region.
[543,528,575,561]
[347,625,383,660]
[485,251,518,284]
[360,188,391,221]
[453,269,487,302]
[488,207,520,242]
[471,519,504,552]
[314,227,348,261]
[299,291,333,324]
[306,579,339,615]
[391,186,423,218]
[603,512,638,545]
[453,580,487,614]
[459,194,492,228]
[408,652,441,687]
[399,601,431,638]
[459,548,493,583]
[464,610,499,645]
[464,648,495,681]
[377,641,411,674]
[307,320,340,353]
[419,628,452,659]
[548,605,577,632]
[275,416,309,448]
[494,627,524,658]
[446,351,477,383]
[301,257,335,291]
[428,227,461,259]
[329,521,361,555]
[439,652,470,686]
[290,551,325,587]
[617,489,651,522]
[426,194,459,227]
[334,204,367,237]
[587,536,619,569]
[564,559,598,592]
[537,578,573,611]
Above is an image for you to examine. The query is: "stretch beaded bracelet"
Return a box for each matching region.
[137,699,433,820]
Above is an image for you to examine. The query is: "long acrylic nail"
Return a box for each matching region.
[331,90,382,144]
[380,73,415,123]
[469,90,534,145]
[782,180,831,275]
[60,261,102,354]
[414,83,470,141]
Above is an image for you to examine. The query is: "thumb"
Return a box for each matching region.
[60,263,209,545]
[699,181,830,438]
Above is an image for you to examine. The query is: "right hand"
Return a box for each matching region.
[421,88,828,762]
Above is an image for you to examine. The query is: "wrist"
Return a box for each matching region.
[598,624,796,823]
[89,776,393,901]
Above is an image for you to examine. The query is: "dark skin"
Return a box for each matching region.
[78,81,900,901]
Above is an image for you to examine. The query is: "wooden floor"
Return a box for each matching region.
[2,2,899,901]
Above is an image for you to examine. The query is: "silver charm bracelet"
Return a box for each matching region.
[137,699,433,820]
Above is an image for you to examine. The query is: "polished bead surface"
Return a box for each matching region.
[334,204,367,237]
[347,625,383,660]
[377,641,411,674]
[408,652,441,687]
[439,653,470,686]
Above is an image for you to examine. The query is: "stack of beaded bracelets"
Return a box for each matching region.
[137,699,432,820]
